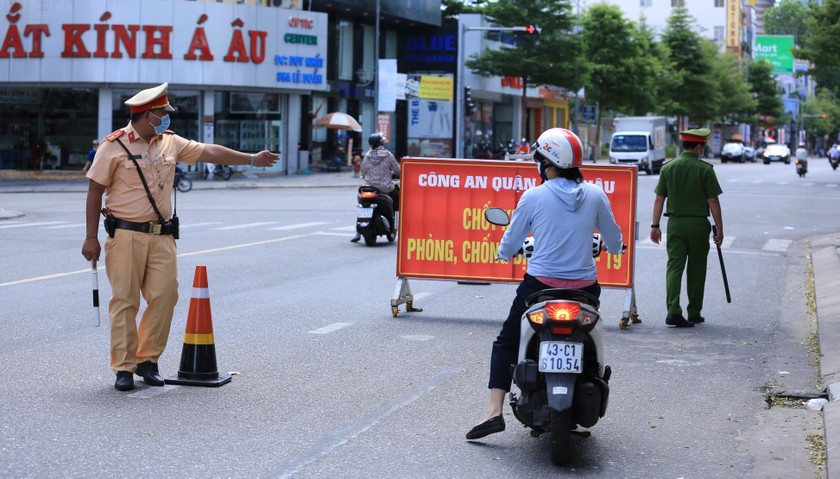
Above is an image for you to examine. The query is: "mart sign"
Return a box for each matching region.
[754,35,795,74]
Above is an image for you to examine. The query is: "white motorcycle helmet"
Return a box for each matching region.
[532,128,584,170]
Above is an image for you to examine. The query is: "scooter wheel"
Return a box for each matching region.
[392,306,399,318]
[619,319,629,330]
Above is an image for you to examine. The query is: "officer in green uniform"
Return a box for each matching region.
[650,128,724,327]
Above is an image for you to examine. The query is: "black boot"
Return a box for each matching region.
[114,371,135,391]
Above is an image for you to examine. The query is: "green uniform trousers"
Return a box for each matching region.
[665,216,711,318]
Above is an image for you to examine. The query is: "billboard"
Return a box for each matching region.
[396,158,637,288]
[754,35,795,75]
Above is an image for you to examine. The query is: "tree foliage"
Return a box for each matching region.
[747,59,784,125]
[796,0,840,98]
[464,0,579,92]
[713,51,756,124]
[764,0,809,49]
[580,4,639,115]
[659,6,720,124]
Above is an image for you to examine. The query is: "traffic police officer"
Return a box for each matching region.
[81,83,279,391]
[650,128,724,328]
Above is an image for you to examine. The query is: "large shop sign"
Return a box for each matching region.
[0,0,328,90]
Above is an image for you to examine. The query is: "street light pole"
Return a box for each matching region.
[455,23,539,159]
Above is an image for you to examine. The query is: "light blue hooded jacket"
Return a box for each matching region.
[498,177,623,281]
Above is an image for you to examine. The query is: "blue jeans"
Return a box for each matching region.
[488,274,601,391]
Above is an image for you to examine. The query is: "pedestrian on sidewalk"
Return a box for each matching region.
[650,128,724,328]
[82,140,98,172]
[81,82,279,391]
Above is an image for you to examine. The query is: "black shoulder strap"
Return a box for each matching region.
[114,137,166,223]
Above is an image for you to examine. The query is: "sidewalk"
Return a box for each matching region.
[2,170,840,477]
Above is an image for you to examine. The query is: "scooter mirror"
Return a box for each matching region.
[484,207,510,226]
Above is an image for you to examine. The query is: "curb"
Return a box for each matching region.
[812,244,840,479]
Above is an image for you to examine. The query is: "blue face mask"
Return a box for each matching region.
[148,112,170,135]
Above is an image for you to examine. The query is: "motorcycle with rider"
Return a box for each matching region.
[350,133,400,245]
[465,128,625,466]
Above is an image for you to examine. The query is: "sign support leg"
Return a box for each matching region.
[619,286,641,330]
[391,277,423,318]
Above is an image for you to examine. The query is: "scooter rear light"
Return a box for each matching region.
[360,191,377,199]
[527,311,546,325]
[550,326,574,335]
[545,302,581,321]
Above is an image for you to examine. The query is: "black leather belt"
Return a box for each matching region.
[114,218,175,235]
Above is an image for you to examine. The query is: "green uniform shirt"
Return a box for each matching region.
[654,152,722,217]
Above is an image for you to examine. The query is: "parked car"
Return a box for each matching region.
[721,142,745,163]
[743,146,756,162]
[763,144,790,164]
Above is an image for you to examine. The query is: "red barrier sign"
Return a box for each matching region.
[396,158,637,287]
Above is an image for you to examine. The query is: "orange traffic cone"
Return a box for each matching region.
[165,265,232,387]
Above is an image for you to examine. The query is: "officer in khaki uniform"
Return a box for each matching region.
[81,83,279,391]
[650,128,724,328]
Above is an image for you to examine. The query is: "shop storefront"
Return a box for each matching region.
[0,0,328,173]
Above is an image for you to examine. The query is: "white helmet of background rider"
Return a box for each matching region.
[532,128,584,177]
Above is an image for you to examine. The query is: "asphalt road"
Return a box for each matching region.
[1,158,837,478]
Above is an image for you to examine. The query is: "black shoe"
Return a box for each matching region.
[136,361,165,386]
[350,235,360,243]
[466,415,505,440]
[665,314,694,328]
[115,371,135,391]
[688,316,705,324]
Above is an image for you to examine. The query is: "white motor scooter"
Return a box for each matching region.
[485,207,615,466]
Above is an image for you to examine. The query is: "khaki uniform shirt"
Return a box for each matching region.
[87,123,204,222]
[654,152,722,217]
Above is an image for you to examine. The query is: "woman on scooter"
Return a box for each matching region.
[466,128,624,440]
[351,133,400,242]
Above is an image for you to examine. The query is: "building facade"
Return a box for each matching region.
[1,0,569,172]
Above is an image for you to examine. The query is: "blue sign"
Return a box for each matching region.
[583,105,596,124]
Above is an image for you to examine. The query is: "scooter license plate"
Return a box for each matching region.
[538,341,583,373]
[358,207,374,219]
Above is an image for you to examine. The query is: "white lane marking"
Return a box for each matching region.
[181,222,224,228]
[1,233,310,287]
[412,292,432,301]
[271,368,458,479]
[717,236,735,249]
[269,222,330,230]
[45,223,85,229]
[777,181,790,185]
[308,322,353,335]
[330,225,358,232]
[0,269,88,287]
[0,221,66,229]
[314,231,355,237]
[401,334,435,341]
[178,234,308,257]
[762,239,792,252]
[827,184,838,188]
[214,222,277,230]
[127,385,177,398]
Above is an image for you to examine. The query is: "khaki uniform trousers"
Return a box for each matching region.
[665,216,711,318]
[105,229,179,372]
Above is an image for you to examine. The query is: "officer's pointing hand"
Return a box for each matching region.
[254,150,280,167]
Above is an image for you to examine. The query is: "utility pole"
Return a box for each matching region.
[455,22,539,159]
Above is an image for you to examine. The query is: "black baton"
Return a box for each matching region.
[712,225,731,303]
